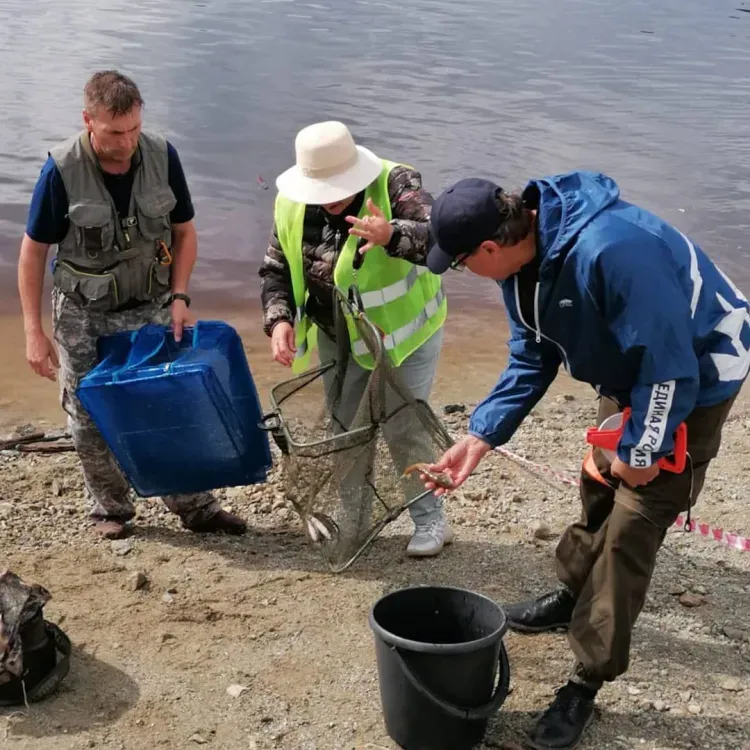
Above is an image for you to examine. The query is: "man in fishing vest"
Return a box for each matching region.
[18,70,247,539]
[420,173,749,749]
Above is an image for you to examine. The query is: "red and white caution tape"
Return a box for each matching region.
[496,447,580,489]
[494,447,750,554]
[672,514,750,552]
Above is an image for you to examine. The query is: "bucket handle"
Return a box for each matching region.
[393,640,511,721]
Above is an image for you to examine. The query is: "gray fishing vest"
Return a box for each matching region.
[48,129,176,312]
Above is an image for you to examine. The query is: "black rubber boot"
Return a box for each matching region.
[503,587,577,633]
[527,681,597,749]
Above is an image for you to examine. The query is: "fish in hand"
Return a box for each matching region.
[402,462,455,490]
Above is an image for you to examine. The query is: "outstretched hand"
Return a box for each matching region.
[420,434,492,497]
[345,198,394,253]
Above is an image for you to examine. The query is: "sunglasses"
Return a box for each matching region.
[449,251,474,270]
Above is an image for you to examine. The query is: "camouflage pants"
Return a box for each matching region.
[51,289,220,525]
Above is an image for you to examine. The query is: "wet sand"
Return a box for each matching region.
[2,292,588,433]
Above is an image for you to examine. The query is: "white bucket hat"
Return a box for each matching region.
[275,121,383,205]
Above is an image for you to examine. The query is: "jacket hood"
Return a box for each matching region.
[523,171,620,270]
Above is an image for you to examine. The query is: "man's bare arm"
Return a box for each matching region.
[168,219,197,342]
[18,233,59,380]
[19,234,49,333]
[170,219,197,295]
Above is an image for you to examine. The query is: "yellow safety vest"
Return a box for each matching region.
[274,159,447,372]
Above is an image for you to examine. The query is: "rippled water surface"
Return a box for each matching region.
[1,0,749,305]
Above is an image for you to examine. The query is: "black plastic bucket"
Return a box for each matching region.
[369,585,510,750]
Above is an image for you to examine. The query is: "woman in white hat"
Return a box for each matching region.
[259,121,452,557]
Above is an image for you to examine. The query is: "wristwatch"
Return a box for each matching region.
[169,292,191,307]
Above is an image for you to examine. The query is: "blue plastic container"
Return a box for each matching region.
[77,321,272,497]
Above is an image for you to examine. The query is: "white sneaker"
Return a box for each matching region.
[406,517,455,557]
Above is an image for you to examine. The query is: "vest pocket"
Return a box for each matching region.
[148,261,172,299]
[111,257,170,306]
[134,187,177,242]
[67,201,116,259]
[53,262,119,312]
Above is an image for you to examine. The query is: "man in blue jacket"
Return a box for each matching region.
[423,172,750,749]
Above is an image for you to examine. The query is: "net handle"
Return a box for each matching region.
[335,286,386,367]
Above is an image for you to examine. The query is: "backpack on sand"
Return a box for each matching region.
[0,570,71,706]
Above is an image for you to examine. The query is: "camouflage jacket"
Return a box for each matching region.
[259,165,434,337]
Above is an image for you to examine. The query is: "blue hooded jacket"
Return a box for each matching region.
[469,171,750,468]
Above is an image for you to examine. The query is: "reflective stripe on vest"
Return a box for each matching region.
[353,284,445,357]
[358,265,430,309]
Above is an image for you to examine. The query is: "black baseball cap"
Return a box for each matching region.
[427,178,504,274]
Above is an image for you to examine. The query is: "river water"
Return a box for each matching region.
[0,0,749,425]
[1,0,749,305]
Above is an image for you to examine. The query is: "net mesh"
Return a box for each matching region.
[261,287,454,572]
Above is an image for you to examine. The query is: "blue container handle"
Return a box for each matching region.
[112,325,170,380]
[188,320,213,350]
[393,640,511,721]
[114,321,216,379]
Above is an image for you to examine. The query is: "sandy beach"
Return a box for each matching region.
[2,0,750,746]
[2,297,749,750]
